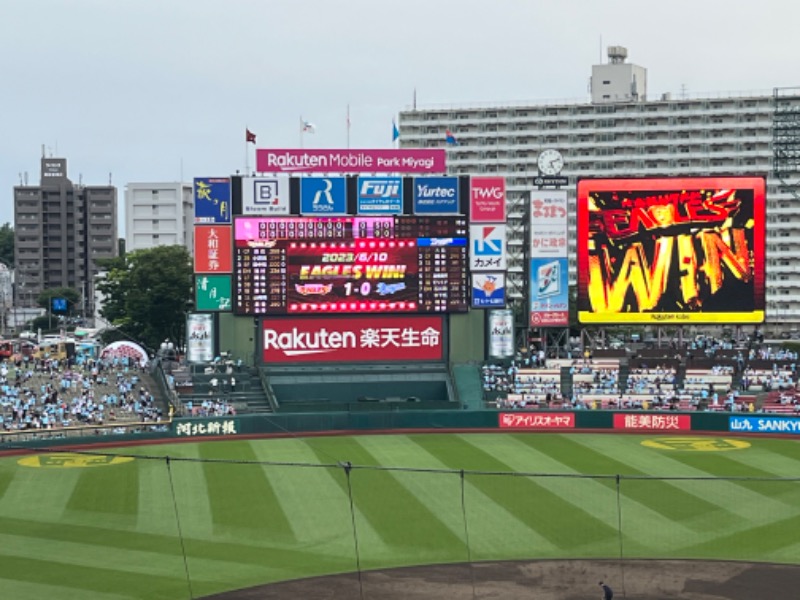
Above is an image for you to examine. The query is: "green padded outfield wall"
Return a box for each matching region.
[448,311,486,364]
[218,313,259,366]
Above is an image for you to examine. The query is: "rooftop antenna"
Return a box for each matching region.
[18,173,23,185]
[79,173,83,185]
[108,172,112,185]
[599,35,603,63]
[41,144,45,158]
[24,172,28,185]
[680,84,688,99]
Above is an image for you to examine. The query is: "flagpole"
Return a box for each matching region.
[245,125,250,174]
[346,104,351,149]
[299,116,303,149]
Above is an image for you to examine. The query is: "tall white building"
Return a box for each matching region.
[399,47,800,332]
[124,182,194,253]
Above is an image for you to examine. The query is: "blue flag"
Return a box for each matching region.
[392,120,400,142]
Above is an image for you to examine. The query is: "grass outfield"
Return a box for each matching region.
[0,432,798,599]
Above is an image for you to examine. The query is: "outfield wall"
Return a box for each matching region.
[2,411,799,449]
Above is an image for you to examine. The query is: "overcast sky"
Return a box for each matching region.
[3,0,799,235]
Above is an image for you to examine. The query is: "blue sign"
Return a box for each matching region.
[730,415,800,434]
[472,273,506,308]
[413,177,459,214]
[300,177,347,215]
[194,178,231,224]
[357,177,403,214]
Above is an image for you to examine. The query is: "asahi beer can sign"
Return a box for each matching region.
[488,309,514,358]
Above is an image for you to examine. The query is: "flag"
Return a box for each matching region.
[445,129,458,145]
[392,119,400,142]
[301,118,316,133]
[346,105,351,130]
[246,129,256,144]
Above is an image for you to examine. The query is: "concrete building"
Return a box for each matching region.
[124,182,194,254]
[398,47,800,331]
[13,157,118,316]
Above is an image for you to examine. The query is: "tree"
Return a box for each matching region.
[96,245,193,353]
[0,223,14,268]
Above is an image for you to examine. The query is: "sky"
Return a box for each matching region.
[3,0,799,236]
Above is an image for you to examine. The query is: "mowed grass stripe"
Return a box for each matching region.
[248,439,364,550]
[66,457,139,520]
[410,434,618,550]
[153,446,216,539]
[0,577,131,600]
[356,434,546,557]
[529,434,725,526]
[198,441,295,541]
[0,532,224,583]
[722,441,800,478]
[135,456,185,537]
[0,461,16,500]
[569,434,793,524]
[483,434,698,550]
[0,552,196,600]
[0,513,343,572]
[0,458,82,517]
[648,449,800,511]
[678,511,800,562]
[303,435,465,555]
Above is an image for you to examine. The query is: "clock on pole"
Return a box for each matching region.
[537,149,564,175]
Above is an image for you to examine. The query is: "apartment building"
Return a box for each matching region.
[398,48,800,329]
[13,157,117,314]
[124,182,194,254]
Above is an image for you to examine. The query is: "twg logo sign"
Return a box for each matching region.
[470,176,506,223]
[357,176,403,214]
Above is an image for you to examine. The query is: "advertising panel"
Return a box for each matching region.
[195,275,232,311]
[730,415,800,434]
[241,176,290,215]
[194,226,233,274]
[530,189,568,258]
[472,273,506,308]
[470,224,507,271]
[186,313,214,363]
[470,177,506,223]
[487,309,514,358]
[499,413,575,429]
[357,176,403,215]
[577,177,766,324]
[261,315,444,363]
[256,148,447,174]
[300,177,347,215]
[413,177,460,215]
[613,413,691,430]
[529,257,569,326]
[233,216,469,315]
[194,177,231,224]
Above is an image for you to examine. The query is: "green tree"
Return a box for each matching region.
[96,245,193,353]
[0,223,14,268]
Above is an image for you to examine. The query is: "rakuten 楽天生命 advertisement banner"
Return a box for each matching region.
[261,315,444,363]
[577,177,766,324]
[256,149,446,174]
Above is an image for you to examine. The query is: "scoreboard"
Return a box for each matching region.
[234,216,469,314]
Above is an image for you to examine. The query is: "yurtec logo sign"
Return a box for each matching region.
[413,177,459,215]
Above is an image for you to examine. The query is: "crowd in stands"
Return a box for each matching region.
[486,333,800,414]
[0,354,165,434]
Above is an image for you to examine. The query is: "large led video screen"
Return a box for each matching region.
[234,216,469,314]
[577,177,766,324]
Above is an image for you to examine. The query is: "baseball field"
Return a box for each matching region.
[0,432,799,599]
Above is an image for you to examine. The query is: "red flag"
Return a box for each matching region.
[246,129,257,144]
